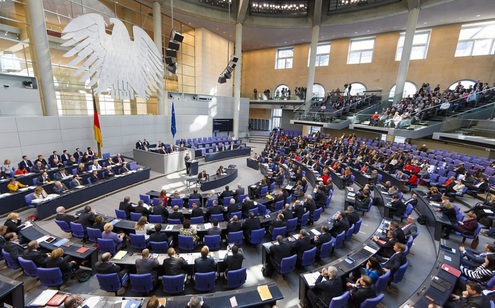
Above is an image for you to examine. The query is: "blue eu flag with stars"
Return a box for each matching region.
[171,102,177,138]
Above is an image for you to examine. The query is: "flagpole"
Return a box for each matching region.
[91,88,102,158]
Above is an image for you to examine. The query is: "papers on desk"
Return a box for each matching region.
[165,225,174,231]
[303,272,320,287]
[484,209,494,214]
[29,289,58,307]
[36,235,50,243]
[204,223,212,229]
[53,238,69,247]
[292,234,299,240]
[111,219,121,225]
[311,228,321,236]
[83,296,102,308]
[21,221,33,230]
[285,185,294,190]
[230,296,238,307]
[257,285,273,301]
[217,250,227,260]
[113,250,127,260]
[18,187,29,192]
[363,245,378,254]
[430,202,441,207]
[0,193,12,198]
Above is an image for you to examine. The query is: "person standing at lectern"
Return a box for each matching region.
[185,152,191,175]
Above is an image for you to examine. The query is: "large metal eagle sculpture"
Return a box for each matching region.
[61,13,163,100]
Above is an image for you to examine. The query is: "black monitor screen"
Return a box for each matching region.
[213,118,233,132]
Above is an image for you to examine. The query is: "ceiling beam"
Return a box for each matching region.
[312,0,323,27]
[237,0,249,24]
[407,0,420,10]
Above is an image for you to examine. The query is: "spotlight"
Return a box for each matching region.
[231,55,239,63]
[167,63,177,74]
[170,29,184,43]
[224,71,232,79]
[218,75,227,84]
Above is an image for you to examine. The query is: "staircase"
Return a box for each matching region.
[249,131,270,144]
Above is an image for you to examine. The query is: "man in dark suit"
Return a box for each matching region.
[223,245,244,273]
[163,248,189,276]
[387,194,406,218]
[345,206,360,226]
[330,211,350,237]
[389,220,406,244]
[355,190,371,211]
[19,155,33,170]
[206,200,224,221]
[149,224,168,242]
[207,219,222,235]
[119,196,135,219]
[190,202,204,219]
[307,266,343,308]
[314,186,328,208]
[22,240,49,267]
[292,230,314,265]
[235,184,245,202]
[194,246,217,273]
[95,252,127,277]
[152,200,169,222]
[49,151,61,166]
[282,203,294,220]
[169,205,184,223]
[242,212,261,241]
[269,213,286,234]
[136,140,145,150]
[189,189,202,201]
[305,195,316,221]
[227,216,242,233]
[61,150,70,163]
[347,275,377,308]
[269,235,292,266]
[55,206,77,224]
[134,200,151,217]
[293,200,305,222]
[382,242,407,274]
[73,148,84,161]
[459,243,495,268]
[313,225,332,249]
[241,197,257,217]
[135,249,160,285]
[78,205,96,230]
[219,185,235,205]
[4,233,24,260]
[226,199,240,217]
[402,215,418,239]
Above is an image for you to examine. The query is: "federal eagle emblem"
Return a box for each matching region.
[61,13,164,100]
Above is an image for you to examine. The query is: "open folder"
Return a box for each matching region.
[257,285,273,301]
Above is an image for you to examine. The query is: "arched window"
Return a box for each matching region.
[312,84,325,98]
[448,79,476,91]
[274,84,289,99]
[389,82,418,99]
[348,82,367,96]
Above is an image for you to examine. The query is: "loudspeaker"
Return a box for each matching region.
[218,75,227,84]
[167,63,177,74]
[168,40,180,51]
[170,30,184,43]
[165,57,174,65]
[166,48,177,58]
[231,55,239,63]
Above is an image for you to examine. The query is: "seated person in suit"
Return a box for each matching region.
[7,178,26,193]
[293,200,305,222]
[120,162,130,174]
[55,206,77,224]
[53,181,68,193]
[372,230,398,260]
[46,248,78,282]
[314,186,328,208]
[198,170,208,181]
[95,252,128,287]
[235,184,245,202]
[242,212,261,241]
[346,275,377,308]
[206,200,224,221]
[443,211,478,240]
[282,203,294,220]
[386,194,406,218]
[89,170,100,184]
[189,189,202,201]
[388,220,406,244]
[76,163,87,175]
[102,223,126,251]
[104,166,115,178]
[459,243,495,269]
[313,225,332,261]
[90,161,102,171]
[91,215,105,231]
[22,240,49,267]
[190,202,204,219]
[345,206,360,227]
[307,266,343,308]
[32,161,46,173]
[4,232,24,260]
[152,200,169,222]
[70,174,84,188]
[4,212,24,235]
[216,165,226,176]
[37,171,51,185]
[227,215,242,233]
[169,205,185,223]
[194,245,217,273]
[163,248,188,276]
[223,245,244,274]
[135,200,151,217]
[207,219,222,236]
[135,248,160,286]
[329,211,350,237]
[241,197,257,217]
[33,186,48,199]
[180,219,199,244]
[149,223,168,242]
[355,190,371,211]
[426,186,442,202]
[226,198,240,218]
[292,229,314,266]
[18,155,33,170]
[54,167,69,180]
[119,196,134,219]
[187,295,210,308]
[402,215,418,239]
[382,242,407,275]
[77,205,96,230]
[219,185,235,205]
[269,235,292,268]
[269,213,286,234]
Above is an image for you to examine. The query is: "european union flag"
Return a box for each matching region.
[171,102,177,138]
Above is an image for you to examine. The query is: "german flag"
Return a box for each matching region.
[92,91,103,147]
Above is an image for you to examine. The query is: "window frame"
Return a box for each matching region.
[395,29,431,61]
[347,37,375,64]
[455,22,495,57]
[308,42,331,67]
[275,47,294,69]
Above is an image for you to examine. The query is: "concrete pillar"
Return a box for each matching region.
[393,6,420,103]
[153,1,165,115]
[233,23,242,139]
[305,25,319,114]
[26,0,58,116]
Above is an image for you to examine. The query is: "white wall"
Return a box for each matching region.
[0,74,42,117]
[0,94,250,163]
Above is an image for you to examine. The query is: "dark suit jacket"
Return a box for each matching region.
[149,232,168,242]
[153,206,169,221]
[270,242,291,264]
[119,201,134,219]
[19,160,33,169]
[207,227,222,236]
[194,256,216,273]
[235,188,245,201]
[348,286,377,308]
[46,256,73,281]
[282,209,294,220]
[393,227,407,244]
[78,212,95,229]
[242,217,261,236]
[314,232,332,248]
[331,217,350,236]
[382,252,407,273]
[294,205,305,220]
[95,261,122,275]
[191,208,204,218]
[55,213,76,224]
[269,219,286,232]
[169,212,184,222]
[163,257,188,276]
[402,222,418,238]
[4,219,21,234]
[227,221,242,233]
[346,212,360,226]
[313,276,343,306]
[23,249,48,267]
[225,253,244,271]
[4,242,24,260]
[390,200,406,216]
[292,236,314,258]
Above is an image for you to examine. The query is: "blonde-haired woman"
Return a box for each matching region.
[46,248,78,281]
[134,216,152,240]
[102,222,125,250]
[33,186,48,199]
[4,212,22,234]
